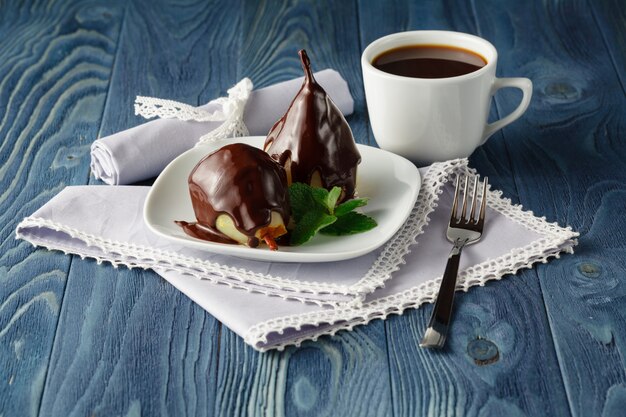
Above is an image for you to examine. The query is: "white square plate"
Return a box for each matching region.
[144,137,420,263]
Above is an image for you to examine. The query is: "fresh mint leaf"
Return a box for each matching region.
[290,211,337,246]
[288,183,324,222]
[326,187,342,213]
[287,183,377,243]
[335,198,368,217]
[310,186,329,209]
[320,212,377,236]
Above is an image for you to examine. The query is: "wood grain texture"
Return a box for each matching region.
[36,0,241,416]
[2,1,625,416]
[40,262,220,417]
[214,327,391,417]
[0,1,123,415]
[470,1,626,416]
[97,0,243,136]
[358,1,574,416]
[589,0,626,95]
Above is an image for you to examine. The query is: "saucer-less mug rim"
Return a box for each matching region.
[361,30,499,83]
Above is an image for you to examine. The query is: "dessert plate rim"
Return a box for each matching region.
[144,136,420,263]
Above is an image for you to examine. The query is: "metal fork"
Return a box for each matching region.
[420,174,488,349]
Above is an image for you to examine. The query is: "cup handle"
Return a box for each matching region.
[481,77,533,143]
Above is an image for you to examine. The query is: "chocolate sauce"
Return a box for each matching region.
[175,221,236,244]
[179,143,290,246]
[264,49,361,201]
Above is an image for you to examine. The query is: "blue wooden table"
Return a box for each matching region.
[1,1,625,416]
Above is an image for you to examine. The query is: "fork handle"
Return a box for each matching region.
[421,239,466,348]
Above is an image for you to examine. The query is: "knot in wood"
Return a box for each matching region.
[467,338,499,366]
[578,262,601,278]
[544,81,580,101]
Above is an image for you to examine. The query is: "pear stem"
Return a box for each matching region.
[298,49,315,83]
[262,233,278,251]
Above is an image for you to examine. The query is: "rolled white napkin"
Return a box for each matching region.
[17,159,578,350]
[90,69,354,185]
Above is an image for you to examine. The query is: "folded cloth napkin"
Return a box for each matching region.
[90,69,354,185]
[16,159,578,350]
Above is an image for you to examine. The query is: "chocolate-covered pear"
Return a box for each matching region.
[264,49,361,201]
[177,143,290,250]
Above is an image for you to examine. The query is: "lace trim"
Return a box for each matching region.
[134,78,252,143]
[350,158,467,298]
[15,216,362,307]
[247,242,578,352]
[245,166,579,350]
[349,159,577,296]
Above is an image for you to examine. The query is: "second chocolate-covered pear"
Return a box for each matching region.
[264,49,361,202]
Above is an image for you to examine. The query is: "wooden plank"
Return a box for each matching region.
[0,2,124,415]
[35,0,241,415]
[208,1,394,416]
[39,262,221,417]
[215,326,392,417]
[357,1,575,416]
[589,0,626,94]
[470,1,626,416]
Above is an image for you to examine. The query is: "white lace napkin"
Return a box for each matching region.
[16,159,578,350]
[90,69,353,185]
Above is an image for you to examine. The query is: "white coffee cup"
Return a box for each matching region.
[361,30,532,165]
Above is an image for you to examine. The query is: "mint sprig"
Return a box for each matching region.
[319,212,378,236]
[289,210,337,246]
[288,183,377,246]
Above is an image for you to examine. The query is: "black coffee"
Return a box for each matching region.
[373,44,487,79]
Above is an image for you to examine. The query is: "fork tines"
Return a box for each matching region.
[451,174,488,226]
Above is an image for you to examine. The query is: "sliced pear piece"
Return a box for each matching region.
[215,211,287,250]
[215,214,249,245]
[283,157,293,185]
[309,170,322,188]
